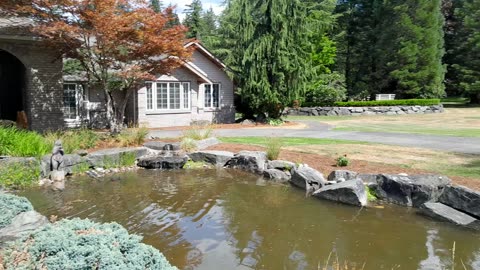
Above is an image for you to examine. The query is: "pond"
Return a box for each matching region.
[19,169,480,270]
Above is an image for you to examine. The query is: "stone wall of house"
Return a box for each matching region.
[285,104,444,117]
[0,38,64,132]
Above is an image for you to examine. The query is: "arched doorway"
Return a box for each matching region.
[0,50,26,122]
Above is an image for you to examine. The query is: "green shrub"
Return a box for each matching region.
[0,159,41,188]
[266,137,283,160]
[267,118,284,126]
[305,72,347,106]
[0,127,50,157]
[333,99,441,107]
[336,155,350,167]
[44,128,99,154]
[0,193,34,229]
[1,218,177,270]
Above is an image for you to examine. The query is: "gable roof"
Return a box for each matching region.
[184,41,227,69]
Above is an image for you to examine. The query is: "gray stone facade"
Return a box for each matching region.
[285,104,444,117]
[0,17,64,132]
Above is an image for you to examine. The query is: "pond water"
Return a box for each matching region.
[19,169,480,270]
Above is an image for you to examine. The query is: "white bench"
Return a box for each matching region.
[376,94,396,101]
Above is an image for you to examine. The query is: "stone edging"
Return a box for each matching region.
[285,104,444,116]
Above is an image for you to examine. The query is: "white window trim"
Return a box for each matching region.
[63,83,82,122]
[204,83,221,110]
[145,81,191,113]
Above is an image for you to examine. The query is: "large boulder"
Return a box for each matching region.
[376,174,451,207]
[188,150,234,166]
[313,179,367,207]
[87,147,148,168]
[327,170,358,182]
[267,160,296,172]
[137,155,188,169]
[439,185,480,219]
[225,151,267,174]
[41,154,88,177]
[0,211,49,245]
[263,169,291,183]
[144,141,180,151]
[419,202,480,230]
[290,165,327,191]
[194,137,220,150]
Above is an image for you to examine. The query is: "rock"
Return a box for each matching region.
[290,165,327,192]
[263,169,291,183]
[86,170,102,178]
[225,151,267,174]
[376,174,451,207]
[313,179,368,207]
[267,160,296,171]
[143,141,181,151]
[194,137,220,150]
[0,211,49,245]
[41,154,87,177]
[188,150,234,166]
[357,173,378,184]
[241,119,255,125]
[87,147,148,168]
[419,202,480,230]
[137,155,188,169]
[327,170,358,181]
[75,150,89,157]
[439,185,480,219]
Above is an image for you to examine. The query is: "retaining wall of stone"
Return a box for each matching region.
[285,104,444,116]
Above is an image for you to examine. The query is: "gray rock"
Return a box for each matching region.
[327,170,358,181]
[357,173,379,184]
[263,169,291,183]
[137,155,188,169]
[87,147,148,167]
[144,141,180,151]
[267,160,296,171]
[313,179,367,207]
[241,119,255,125]
[0,211,49,245]
[188,150,234,166]
[439,185,480,219]
[41,154,87,177]
[225,151,267,174]
[195,137,220,150]
[420,202,480,230]
[290,165,327,191]
[376,174,451,207]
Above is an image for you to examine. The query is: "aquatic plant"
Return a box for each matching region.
[0,193,33,229]
[1,218,177,270]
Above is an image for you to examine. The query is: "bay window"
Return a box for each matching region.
[204,83,220,108]
[145,82,190,111]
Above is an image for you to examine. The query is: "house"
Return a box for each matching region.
[135,42,235,128]
[0,14,235,131]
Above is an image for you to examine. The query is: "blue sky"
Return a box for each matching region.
[170,0,225,21]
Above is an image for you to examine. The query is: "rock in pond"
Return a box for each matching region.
[263,169,291,183]
[144,141,181,151]
[439,185,480,219]
[420,202,480,231]
[137,155,188,169]
[0,211,49,245]
[188,150,234,166]
[194,137,220,150]
[376,174,451,207]
[327,170,358,182]
[225,151,267,174]
[267,160,296,171]
[313,179,368,207]
[41,154,88,177]
[290,165,327,192]
[88,147,148,168]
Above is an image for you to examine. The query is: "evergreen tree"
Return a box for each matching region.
[151,0,162,13]
[184,0,203,39]
[165,5,180,27]
[200,8,219,49]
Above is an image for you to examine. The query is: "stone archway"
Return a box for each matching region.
[0,50,26,122]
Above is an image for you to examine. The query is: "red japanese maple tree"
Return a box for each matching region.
[3,0,192,132]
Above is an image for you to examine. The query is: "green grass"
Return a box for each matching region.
[220,137,368,146]
[0,160,41,188]
[0,127,50,157]
[441,97,470,105]
[333,125,480,137]
[286,115,357,122]
[439,159,480,179]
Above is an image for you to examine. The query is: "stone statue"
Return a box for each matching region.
[50,140,64,171]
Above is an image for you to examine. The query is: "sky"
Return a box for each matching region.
[169,0,225,21]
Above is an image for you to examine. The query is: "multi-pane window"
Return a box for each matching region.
[63,84,78,120]
[146,82,190,111]
[204,83,220,108]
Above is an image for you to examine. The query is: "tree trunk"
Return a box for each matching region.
[114,88,134,129]
[103,83,120,134]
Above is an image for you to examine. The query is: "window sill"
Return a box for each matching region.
[145,110,191,115]
[203,107,222,112]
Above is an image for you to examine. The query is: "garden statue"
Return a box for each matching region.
[50,140,65,190]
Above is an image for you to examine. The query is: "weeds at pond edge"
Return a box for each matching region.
[366,186,377,202]
[318,251,365,270]
[0,160,41,188]
[266,137,283,160]
[102,152,137,169]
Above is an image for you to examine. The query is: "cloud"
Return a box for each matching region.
[166,0,225,21]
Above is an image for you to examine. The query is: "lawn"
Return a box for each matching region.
[286,107,480,137]
[220,137,368,146]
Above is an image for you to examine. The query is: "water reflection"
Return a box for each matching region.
[18,169,480,270]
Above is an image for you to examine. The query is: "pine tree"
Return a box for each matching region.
[151,0,162,13]
[165,5,180,28]
[200,8,219,49]
[184,0,203,39]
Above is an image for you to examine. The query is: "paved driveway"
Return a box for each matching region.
[149,121,480,154]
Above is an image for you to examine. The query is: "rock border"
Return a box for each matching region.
[285,104,444,116]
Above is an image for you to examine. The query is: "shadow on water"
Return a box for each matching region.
[18,169,480,270]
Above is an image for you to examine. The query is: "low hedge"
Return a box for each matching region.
[1,218,178,270]
[0,192,34,228]
[300,99,441,107]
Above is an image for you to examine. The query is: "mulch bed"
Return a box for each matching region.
[148,121,301,131]
[207,143,480,191]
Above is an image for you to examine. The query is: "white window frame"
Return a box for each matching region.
[63,83,82,121]
[145,81,191,112]
[204,83,221,109]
